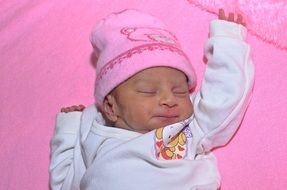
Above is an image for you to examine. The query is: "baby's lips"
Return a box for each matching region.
[154,110,180,118]
[155,114,178,118]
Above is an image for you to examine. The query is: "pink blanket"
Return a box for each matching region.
[1,1,286,189]
[188,0,287,50]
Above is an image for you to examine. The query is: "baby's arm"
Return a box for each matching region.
[49,105,85,190]
[192,10,254,152]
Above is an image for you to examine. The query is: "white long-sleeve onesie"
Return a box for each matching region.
[49,20,254,190]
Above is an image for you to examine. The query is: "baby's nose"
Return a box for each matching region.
[159,91,177,107]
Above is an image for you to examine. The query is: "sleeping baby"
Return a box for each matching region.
[50,9,254,190]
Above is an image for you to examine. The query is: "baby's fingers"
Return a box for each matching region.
[75,105,85,111]
[236,14,246,26]
[227,12,235,22]
[218,9,226,20]
[218,9,246,26]
[61,105,85,113]
[61,107,71,113]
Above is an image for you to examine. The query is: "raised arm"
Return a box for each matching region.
[192,10,254,152]
[49,105,85,190]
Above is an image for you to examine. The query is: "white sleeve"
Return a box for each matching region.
[49,105,98,190]
[192,20,255,152]
[49,111,83,190]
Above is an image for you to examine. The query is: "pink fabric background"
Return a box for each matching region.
[1,1,286,189]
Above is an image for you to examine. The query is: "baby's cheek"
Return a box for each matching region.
[181,101,193,118]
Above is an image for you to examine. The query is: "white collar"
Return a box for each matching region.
[91,119,142,141]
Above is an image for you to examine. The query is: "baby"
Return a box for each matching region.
[50,9,254,190]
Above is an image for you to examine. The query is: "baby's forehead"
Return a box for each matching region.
[127,67,188,84]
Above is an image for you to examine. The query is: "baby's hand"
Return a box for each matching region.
[61,105,85,113]
[218,8,246,26]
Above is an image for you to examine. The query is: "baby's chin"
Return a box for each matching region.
[133,123,171,134]
[144,118,183,131]
[146,114,192,131]
[126,116,192,134]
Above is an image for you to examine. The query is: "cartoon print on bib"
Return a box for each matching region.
[154,118,193,160]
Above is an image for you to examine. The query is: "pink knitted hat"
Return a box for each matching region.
[90,9,196,107]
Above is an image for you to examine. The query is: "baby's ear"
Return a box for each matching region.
[102,94,118,122]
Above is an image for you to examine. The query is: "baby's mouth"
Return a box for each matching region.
[153,115,179,124]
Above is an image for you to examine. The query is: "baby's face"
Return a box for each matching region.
[104,67,193,133]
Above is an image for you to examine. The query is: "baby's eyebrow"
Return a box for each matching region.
[132,77,155,85]
[172,77,189,84]
[172,83,188,89]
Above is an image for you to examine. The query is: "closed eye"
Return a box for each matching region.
[174,91,188,95]
[136,90,157,95]
[172,84,189,95]
[173,88,189,96]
